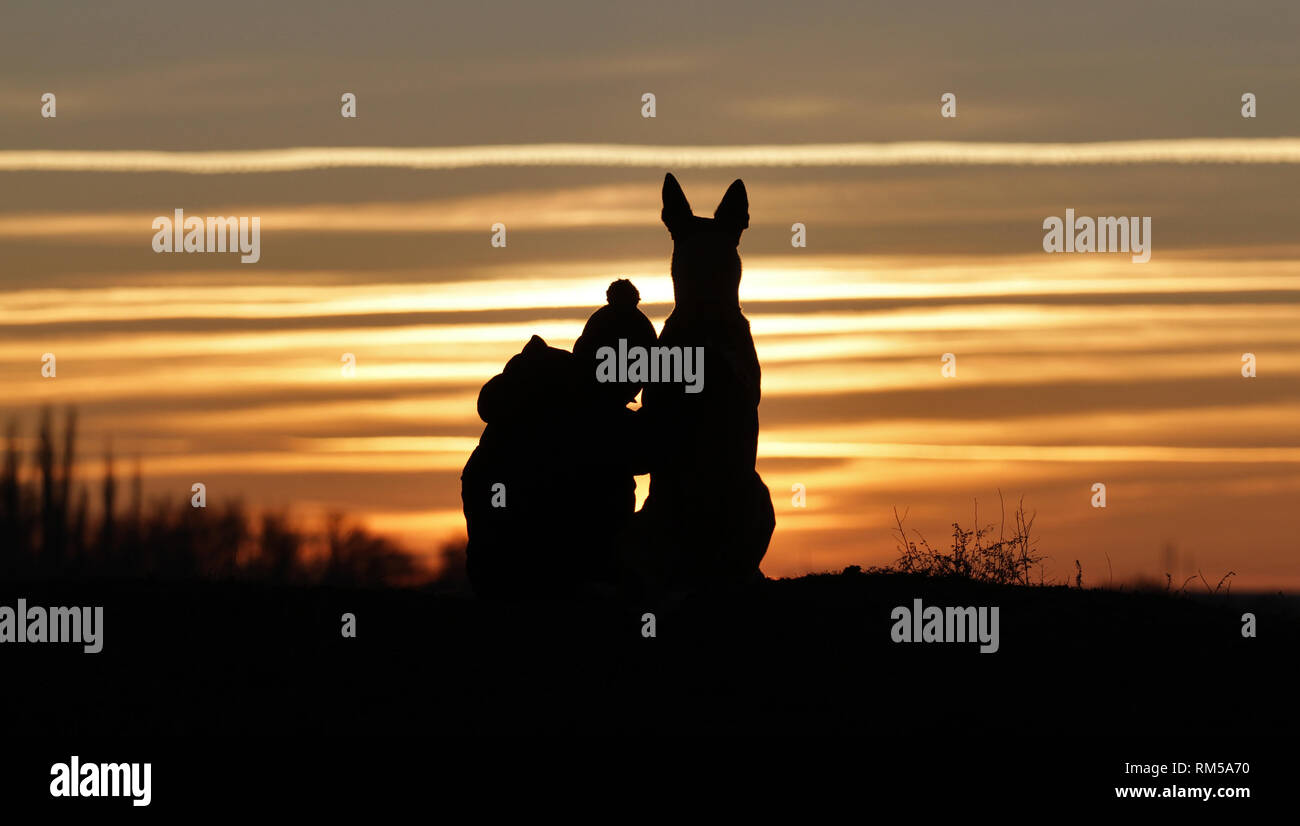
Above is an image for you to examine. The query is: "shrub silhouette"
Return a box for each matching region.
[890,494,1045,585]
[0,406,423,586]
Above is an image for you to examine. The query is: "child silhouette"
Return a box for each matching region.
[461,279,657,597]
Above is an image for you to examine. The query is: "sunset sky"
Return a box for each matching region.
[3,0,1299,588]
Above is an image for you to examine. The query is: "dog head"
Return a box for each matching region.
[476,334,579,425]
[661,173,749,313]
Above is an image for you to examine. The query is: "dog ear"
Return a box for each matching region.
[661,173,693,235]
[523,334,548,354]
[714,179,749,237]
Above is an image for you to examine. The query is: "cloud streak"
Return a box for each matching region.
[4,139,1300,174]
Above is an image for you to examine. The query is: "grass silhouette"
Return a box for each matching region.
[888,493,1045,586]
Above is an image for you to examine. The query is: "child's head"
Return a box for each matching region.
[573,279,658,405]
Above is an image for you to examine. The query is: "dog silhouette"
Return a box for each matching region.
[461,335,584,596]
[636,173,775,590]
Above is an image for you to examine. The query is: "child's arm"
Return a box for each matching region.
[618,407,655,476]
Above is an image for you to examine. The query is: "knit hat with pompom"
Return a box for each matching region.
[573,278,658,375]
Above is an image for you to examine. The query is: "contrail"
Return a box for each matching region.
[2,139,1300,174]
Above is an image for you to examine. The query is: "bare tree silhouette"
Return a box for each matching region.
[0,406,425,586]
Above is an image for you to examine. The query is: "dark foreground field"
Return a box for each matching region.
[2,569,1295,738]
